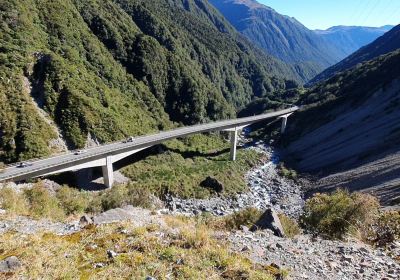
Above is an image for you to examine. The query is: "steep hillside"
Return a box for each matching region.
[310,24,400,84]
[209,0,344,81]
[315,25,394,58]
[0,0,300,163]
[283,49,400,205]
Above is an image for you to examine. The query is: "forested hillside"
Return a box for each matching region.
[209,0,344,81]
[0,0,300,163]
[310,24,400,84]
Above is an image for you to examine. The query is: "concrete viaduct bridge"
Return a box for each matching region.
[0,107,298,188]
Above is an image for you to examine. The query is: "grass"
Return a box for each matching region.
[122,134,262,199]
[300,189,380,240]
[278,214,301,238]
[0,217,282,279]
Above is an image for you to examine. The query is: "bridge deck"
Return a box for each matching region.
[0,107,298,182]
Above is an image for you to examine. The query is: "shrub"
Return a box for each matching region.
[278,163,297,180]
[0,187,29,215]
[362,210,400,247]
[301,189,379,239]
[56,186,89,215]
[101,184,129,211]
[278,213,301,238]
[223,207,263,230]
[23,182,65,220]
[126,185,155,209]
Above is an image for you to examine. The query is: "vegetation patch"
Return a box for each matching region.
[301,189,380,240]
[0,217,281,279]
[122,134,262,199]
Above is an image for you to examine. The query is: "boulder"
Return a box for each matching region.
[200,176,223,193]
[251,208,285,237]
[0,256,21,273]
[79,215,93,227]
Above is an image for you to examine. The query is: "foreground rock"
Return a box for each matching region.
[229,229,400,280]
[252,208,285,237]
[0,256,21,273]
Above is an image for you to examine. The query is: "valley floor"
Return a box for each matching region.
[1,138,400,279]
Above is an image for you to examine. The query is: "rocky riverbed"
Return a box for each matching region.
[228,228,400,280]
[165,140,305,218]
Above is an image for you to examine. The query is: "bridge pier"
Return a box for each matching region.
[280,113,293,134]
[230,127,238,161]
[102,156,114,188]
[281,116,288,134]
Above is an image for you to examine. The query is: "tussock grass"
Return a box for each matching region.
[301,189,380,240]
[0,217,279,279]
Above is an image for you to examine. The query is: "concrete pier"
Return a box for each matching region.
[102,156,114,188]
[230,128,238,161]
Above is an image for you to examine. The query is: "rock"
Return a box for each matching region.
[145,277,157,280]
[251,208,285,237]
[107,250,117,259]
[94,263,105,268]
[79,215,93,227]
[0,256,21,273]
[200,176,223,193]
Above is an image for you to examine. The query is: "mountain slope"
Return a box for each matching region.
[0,0,300,163]
[283,49,400,204]
[209,0,344,81]
[310,24,400,84]
[315,25,394,58]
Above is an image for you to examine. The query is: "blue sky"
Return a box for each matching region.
[259,0,400,30]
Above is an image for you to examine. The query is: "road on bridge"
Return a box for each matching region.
[0,106,298,184]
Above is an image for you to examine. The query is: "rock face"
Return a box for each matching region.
[200,176,224,193]
[252,208,285,237]
[0,256,21,273]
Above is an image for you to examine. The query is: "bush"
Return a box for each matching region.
[278,213,301,238]
[56,186,89,215]
[278,163,297,180]
[300,189,379,239]
[362,210,400,247]
[101,184,129,211]
[223,207,263,230]
[23,182,65,220]
[0,187,29,215]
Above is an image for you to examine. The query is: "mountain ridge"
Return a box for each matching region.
[310,24,400,84]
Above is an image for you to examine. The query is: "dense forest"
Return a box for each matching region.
[0,0,302,163]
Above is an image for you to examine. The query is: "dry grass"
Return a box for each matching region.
[0,217,282,279]
[278,214,301,238]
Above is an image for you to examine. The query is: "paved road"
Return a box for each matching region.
[0,107,298,182]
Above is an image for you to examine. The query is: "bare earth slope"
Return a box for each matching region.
[284,47,400,205]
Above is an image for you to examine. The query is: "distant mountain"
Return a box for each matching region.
[315,25,394,58]
[284,48,400,205]
[310,25,400,84]
[209,0,345,82]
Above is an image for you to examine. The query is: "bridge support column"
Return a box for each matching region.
[281,116,288,134]
[102,156,114,188]
[230,127,238,161]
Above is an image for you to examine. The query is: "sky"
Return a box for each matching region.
[259,0,400,30]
